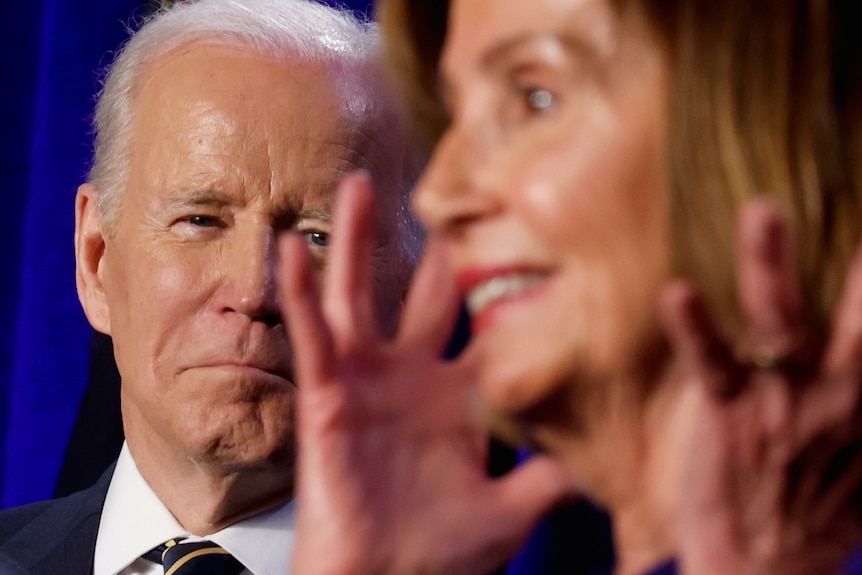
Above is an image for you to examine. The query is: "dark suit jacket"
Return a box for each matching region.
[0,465,114,575]
[0,556,29,575]
[55,332,124,498]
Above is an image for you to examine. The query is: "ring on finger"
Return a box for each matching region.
[750,345,795,371]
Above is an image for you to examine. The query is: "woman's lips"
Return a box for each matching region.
[457,267,549,330]
[464,273,545,315]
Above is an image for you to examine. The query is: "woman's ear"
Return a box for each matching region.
[74,183,112,335]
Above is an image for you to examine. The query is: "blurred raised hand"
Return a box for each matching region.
[279,172,575,575]
[660,199,862,575]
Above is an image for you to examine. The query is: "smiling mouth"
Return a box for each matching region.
[465,273,546,316]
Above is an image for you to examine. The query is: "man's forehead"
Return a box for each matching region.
[143,40,374,103]
[123,42,403,202]
[124,40,399,205]
[134,41,389,144]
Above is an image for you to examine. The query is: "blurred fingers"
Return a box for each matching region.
[660,279,745,398]
[737,200,812,375]
[796,242,862,443]
[322,171,381,350]
[278,232,336,386]
[824,241,862,376]
[398,240,463,356]
[492,455,578,537]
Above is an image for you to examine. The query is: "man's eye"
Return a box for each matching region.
[305,230,329,247]
[186,215,221,227]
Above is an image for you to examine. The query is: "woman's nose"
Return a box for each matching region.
[412,126,501,236]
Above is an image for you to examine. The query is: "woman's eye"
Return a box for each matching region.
[525,88,554,112]
[305,230,329,247]
[502,82,558,127]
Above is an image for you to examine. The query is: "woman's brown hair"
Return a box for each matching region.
[377,0,862,338]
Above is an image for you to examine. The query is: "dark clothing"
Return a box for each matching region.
[844,545,862,575]
[0,555,29,575]
[54,332,124,498]
[0,465,113,575]
[645,560,677,575]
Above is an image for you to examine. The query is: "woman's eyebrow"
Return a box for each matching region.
[480,32,606,75]
[479,33,539,72]
[436,34,541,109]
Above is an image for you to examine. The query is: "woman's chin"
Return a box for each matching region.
[477,374,580,449]
[477,349,581,418]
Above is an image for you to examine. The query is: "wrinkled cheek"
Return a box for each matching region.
[151,256,215,319]
[155,257,217,306]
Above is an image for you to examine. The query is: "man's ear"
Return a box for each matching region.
[74,183,112,335]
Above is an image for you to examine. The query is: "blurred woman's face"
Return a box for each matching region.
[414,0,671,436]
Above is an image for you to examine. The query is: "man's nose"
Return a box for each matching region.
[219,227,281,326]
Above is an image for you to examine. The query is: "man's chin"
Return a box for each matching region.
[186,419,296,471]
[191,441,296,475]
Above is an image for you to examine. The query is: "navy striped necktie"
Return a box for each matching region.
[144,539,245,575]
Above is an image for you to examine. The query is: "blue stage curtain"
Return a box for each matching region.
[0,0,146,508]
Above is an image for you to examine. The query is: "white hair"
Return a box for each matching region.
[89,0,423,260]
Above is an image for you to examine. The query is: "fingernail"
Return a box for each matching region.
[353,168,372,182]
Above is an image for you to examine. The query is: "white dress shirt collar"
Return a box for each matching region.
[94,442,295,575]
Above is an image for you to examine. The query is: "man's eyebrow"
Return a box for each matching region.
[295,208,332,222]
[160,188,233,208]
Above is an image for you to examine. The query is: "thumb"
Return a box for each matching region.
[492,455,579,545]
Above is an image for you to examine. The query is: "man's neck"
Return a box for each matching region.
[127,438,294,535]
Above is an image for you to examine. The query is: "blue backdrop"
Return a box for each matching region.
[0,0,374,510]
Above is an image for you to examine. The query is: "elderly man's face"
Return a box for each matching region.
[76,43,409,474]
